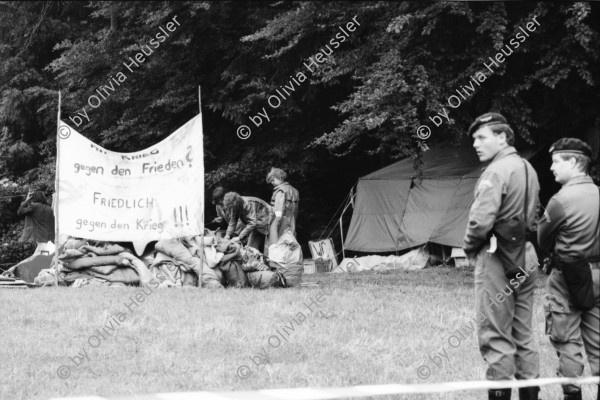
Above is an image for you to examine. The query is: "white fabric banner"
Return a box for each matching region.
[56,115,204,254]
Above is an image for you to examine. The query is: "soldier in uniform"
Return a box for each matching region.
[538,138,599,400]
[463,112,541,400]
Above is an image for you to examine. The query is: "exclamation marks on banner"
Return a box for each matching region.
[173,206,190,227]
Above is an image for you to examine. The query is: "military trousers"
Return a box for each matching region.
[474,241,540,380]
[545,263,600,394]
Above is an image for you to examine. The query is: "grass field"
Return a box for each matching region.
[0,267,596,400]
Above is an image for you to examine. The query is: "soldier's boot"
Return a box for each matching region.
[519,386,540,400]
[489,389,511,400]
[563,390,582,400]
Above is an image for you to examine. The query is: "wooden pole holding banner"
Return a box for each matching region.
[339,216,345,261]
[53,91,61,287]
[198,86,202,112]
[198,85,204,289]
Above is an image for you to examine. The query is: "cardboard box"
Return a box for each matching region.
[314,258,332,273]
[451,247,469,268]
[303,259,332,274]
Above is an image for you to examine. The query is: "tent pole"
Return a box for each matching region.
[198,86,202,112]
[339,217,345,260]
[53,90,61,288]
[337,190,355,261]
[319,188,353,241]
[197,85,204,289]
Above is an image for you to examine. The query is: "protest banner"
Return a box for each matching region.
[56,114,204,255]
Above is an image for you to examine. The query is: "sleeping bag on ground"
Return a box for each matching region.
[215,240,249,288]
[220,260,249,288]
[240,246,270,272]
[247,270,285,289]
[202,263,224,289]
[268,229,303,287]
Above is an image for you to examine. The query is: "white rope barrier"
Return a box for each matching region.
[49,376,599,400]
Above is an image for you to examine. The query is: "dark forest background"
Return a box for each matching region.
[1,1,598,265]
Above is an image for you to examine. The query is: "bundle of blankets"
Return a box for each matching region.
[37,232,303,289]
[201,237,299,289]
[49,238,154,287]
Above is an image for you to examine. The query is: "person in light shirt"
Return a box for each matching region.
[266,167,299,244]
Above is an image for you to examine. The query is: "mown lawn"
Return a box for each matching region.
[0,267,596,400]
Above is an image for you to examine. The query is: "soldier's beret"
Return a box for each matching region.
[549,138,592,158]
[468,112,509,136]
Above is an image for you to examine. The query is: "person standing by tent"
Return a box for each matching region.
[537,138,599,400]
[17,189,55,255]
[222,192,274,255]
[266,167,299,243]
[463,112,541,400]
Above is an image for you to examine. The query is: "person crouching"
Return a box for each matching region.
[222,192,274,256]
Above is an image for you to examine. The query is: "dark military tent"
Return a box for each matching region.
[343,144,535,253]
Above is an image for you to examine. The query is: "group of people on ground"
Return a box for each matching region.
[463,112,599,400]
[210,167,299,256]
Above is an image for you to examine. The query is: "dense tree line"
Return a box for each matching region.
[1,1,598,263]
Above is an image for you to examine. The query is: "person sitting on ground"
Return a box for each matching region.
[222,192,274,255]
[18,189,55,255]
[266,167,299,243]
